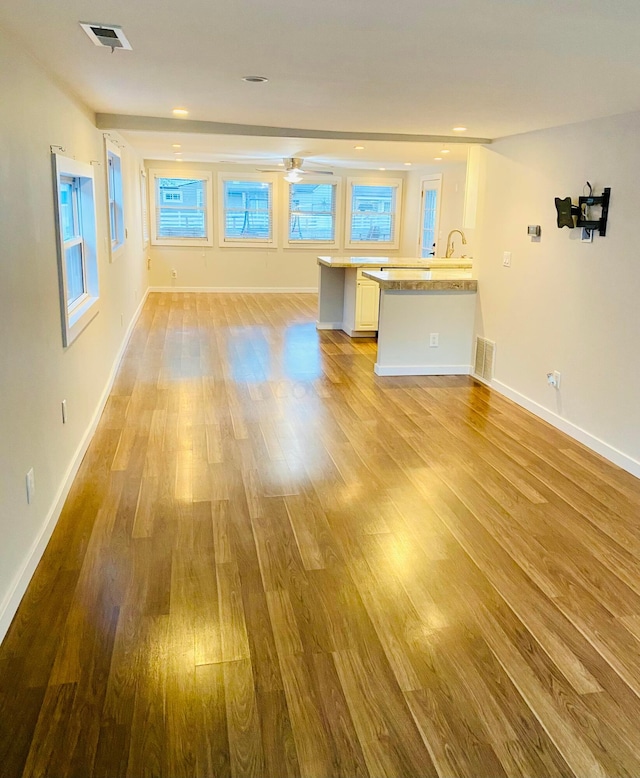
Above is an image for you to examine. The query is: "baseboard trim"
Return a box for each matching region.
[374,364,472,376]
[492,379,640,479]
[316,321,344,330]
[150,286,318,293]
[0,288,150,644]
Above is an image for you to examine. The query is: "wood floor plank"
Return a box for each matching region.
[3,291,640,777]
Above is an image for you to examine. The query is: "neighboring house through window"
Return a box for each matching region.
[288,180,338,244]
[219,175,277,247]
[149,169,214,246]
[346,178,402,249]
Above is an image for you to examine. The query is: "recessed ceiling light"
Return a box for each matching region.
[404,162,412,166]
[354,145,364,150]
[379,167,386,171]
[441,149,450,154]
[172,144,181,148]
[173,108,189,116]
[452,127,467,132]
[434,157,442,161]
[175,158,184,162]
[277,163,285,167]
[174,152,182,155]
[242,75,269,83]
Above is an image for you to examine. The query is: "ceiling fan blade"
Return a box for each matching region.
[256,168,283,172]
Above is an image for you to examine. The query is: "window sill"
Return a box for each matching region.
[151,238,213,248]
[65,295,100,347]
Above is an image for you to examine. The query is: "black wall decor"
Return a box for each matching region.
[554,183,611,236]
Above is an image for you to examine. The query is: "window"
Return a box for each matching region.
[419,175,442,257]
[162,189,183,203]
[346,178,402,248]
[105,139,125,257]
[140,169,149,246]
[219,176,276,247]
[52,154,99,346]
[288,181,338,244]
[149,170,213,246]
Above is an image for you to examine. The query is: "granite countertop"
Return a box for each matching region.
[317,255,473,269]
[361,268,478,292]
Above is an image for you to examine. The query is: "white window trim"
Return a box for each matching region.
[149,169,214,247]
[105,137,126,260]
[345,176,403,250]
[286,176,341,247]
[140,167,149,248]
[218,173,278,248]
[52,153,100,347]
[418,174,443,257]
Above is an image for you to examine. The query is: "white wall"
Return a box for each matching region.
[146,161,467,289]
[0,28,148,638]
[474,113,640,475]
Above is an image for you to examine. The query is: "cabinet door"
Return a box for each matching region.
[355,281,380,330]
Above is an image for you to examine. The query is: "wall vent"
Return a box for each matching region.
[474,336,495,382]
[80,23,132,51]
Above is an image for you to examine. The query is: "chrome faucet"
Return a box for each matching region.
[445,229,467,258]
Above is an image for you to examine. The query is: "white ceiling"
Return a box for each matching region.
[3,0,640,164]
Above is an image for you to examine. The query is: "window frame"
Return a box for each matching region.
[286,177,341,247]
[149,169,214,247]
[345,177,403,250]
[418,174,443,258]
[105,138,125,259]
[140,167,149,247]
[52,153,100,347]
[217,173,278,248]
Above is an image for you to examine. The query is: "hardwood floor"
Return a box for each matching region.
[2,291,640,777]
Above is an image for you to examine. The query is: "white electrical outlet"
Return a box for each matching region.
[61,399,67,424]
[503,251,512,267]
[429,333,439,347]
[171,268,177,279]
[26,468,35,504]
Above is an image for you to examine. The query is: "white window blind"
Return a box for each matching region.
[155,177,207,239]
[288,182,336,242]
[223,180,273,241]
[347,180,402,247]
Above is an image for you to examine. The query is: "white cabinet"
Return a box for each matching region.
[342,268,381,336]
[355,279,380,330]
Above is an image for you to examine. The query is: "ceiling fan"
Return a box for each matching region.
[257,157,333,182]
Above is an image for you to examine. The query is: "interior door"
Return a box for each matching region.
[419,175,442,258]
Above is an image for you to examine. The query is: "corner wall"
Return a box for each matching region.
[474,113,640,475]
[0,28,149,639]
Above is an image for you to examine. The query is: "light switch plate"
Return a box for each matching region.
[503,251,512,267]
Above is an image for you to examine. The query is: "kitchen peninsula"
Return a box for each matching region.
[362,268,478,376]
[316,255,472,336]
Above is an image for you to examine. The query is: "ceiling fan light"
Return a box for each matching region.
[285,171,303,183]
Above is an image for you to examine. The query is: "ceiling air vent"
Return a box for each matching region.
[474,336,495,383]
[80,23,132,51]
